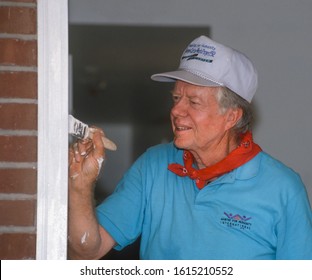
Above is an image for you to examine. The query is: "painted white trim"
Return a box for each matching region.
[36,0,69,260]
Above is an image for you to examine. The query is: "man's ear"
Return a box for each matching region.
[225,107,243,130]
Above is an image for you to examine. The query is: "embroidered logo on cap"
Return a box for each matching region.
[181,43,216,63]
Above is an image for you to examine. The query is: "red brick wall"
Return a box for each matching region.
[0,0,37,259]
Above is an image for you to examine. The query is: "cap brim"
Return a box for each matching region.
[151,70,222,87]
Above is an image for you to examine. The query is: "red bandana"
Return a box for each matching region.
[168,131,262,189]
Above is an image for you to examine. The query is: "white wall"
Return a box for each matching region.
[69,0,312,202]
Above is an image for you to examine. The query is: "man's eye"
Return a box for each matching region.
[190,100,200,105]
[172,95,181,102]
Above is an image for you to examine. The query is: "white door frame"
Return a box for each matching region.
[36,0,69,259]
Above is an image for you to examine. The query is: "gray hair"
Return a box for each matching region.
[216,87,253,134]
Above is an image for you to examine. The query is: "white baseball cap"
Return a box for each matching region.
[151,35,258,102]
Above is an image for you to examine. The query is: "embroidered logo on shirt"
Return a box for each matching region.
[220,212,252,230]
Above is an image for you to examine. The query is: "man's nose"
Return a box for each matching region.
[171,99,188,117]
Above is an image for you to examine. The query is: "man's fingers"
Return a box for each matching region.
[77,139,92,157]
[73,142,81,162]
[68,127,110,183]
[92,129,105,161]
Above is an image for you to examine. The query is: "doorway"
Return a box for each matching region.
[69,24,210,259]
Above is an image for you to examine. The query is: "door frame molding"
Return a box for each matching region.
[36,0,69,259]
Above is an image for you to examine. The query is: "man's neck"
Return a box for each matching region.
[192,133,239,169]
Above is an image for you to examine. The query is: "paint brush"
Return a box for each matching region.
[68,114,117,151]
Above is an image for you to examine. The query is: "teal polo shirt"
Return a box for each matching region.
[96,142,312,259]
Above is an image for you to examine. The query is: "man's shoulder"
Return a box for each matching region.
[260,152,299,175]
[258,151,304,188]
[133,142,181,169]
[145,142,180,158]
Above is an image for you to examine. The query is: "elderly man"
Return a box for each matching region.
[68,35,312,259]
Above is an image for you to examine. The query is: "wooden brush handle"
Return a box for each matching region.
[88,127,117,151]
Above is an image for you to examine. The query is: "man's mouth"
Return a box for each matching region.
[175,126,191,131]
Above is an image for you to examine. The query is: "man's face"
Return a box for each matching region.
[170,81,233,156]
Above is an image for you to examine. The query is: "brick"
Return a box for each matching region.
[0,169,37,194]
[0,7,36,34]
[0,136,37,162]
[0,103,37,130]
[0,72,37,99]
[0,38,37,66]
[0,233,36,260]
[0,199,36,226]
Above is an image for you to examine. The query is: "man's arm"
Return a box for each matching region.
[67,129,116,259]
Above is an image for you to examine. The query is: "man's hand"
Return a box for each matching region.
[69,128,105,190]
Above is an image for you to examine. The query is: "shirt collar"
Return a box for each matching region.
[199,152,262,187]
[172,143,262,183]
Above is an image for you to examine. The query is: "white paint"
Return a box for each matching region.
[80,231,89,245]
[70,173,79,180]
[96,157,104,176]
[36,0,69,260]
